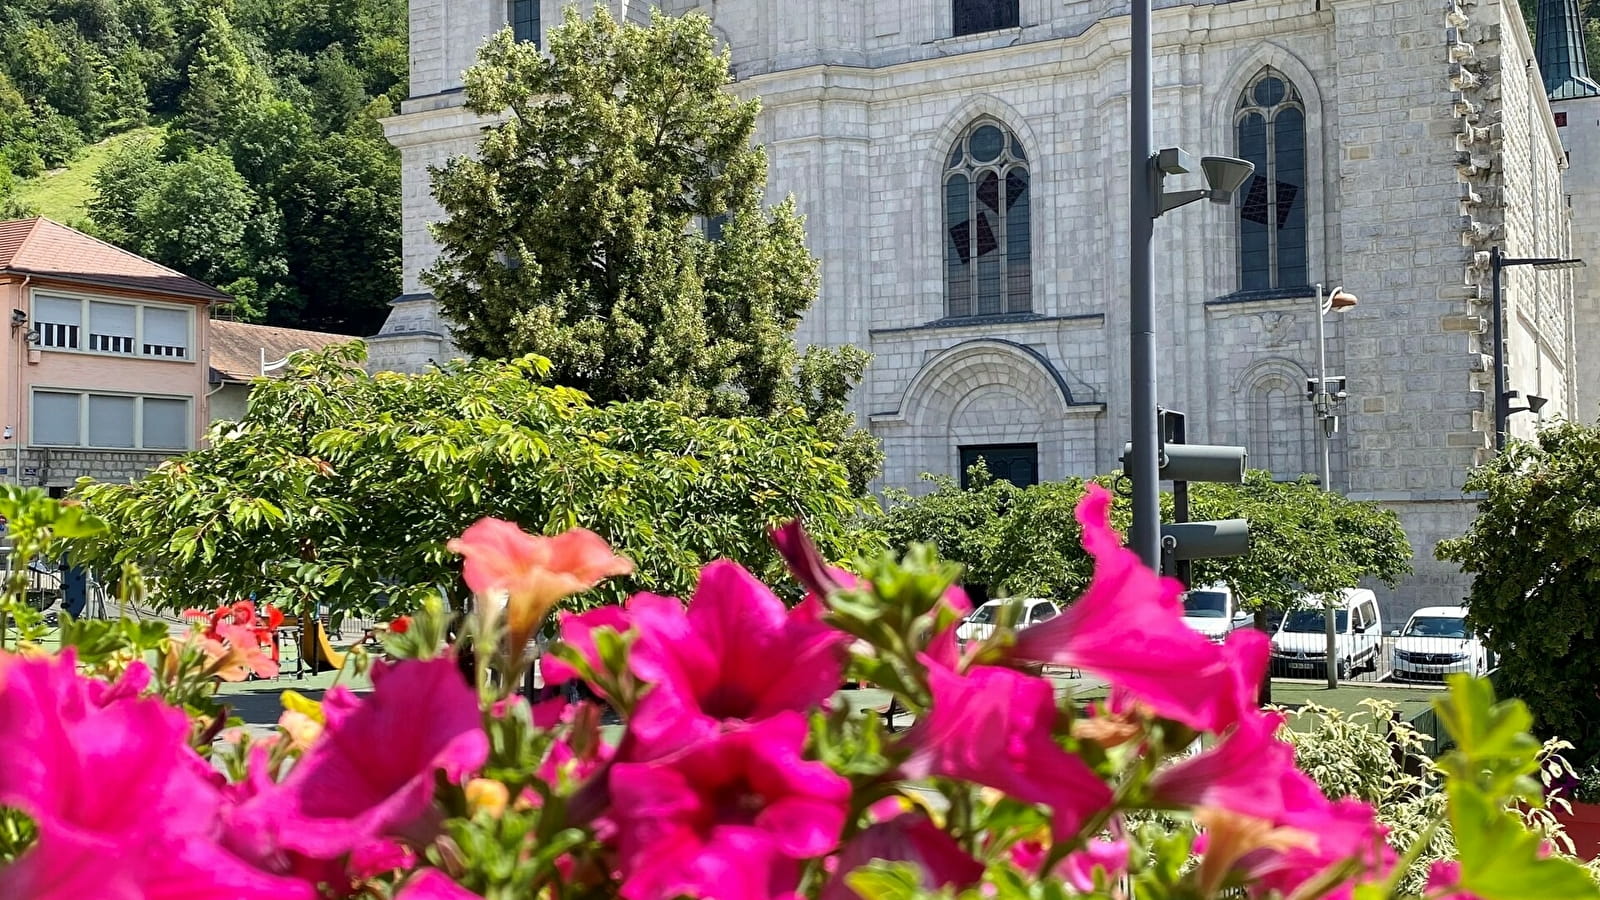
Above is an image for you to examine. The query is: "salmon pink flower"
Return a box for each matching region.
[624,561,850,756]
[237,657,488,860]
[1010,485,1264,733]
[449,519,633,667]
[900,660,1112,837]
[610,711,850,900]
[821,813,983,900]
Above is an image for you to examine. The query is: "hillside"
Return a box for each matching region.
[13,125,168,225]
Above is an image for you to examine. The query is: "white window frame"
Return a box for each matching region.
[29,289,195,362]
[29,388,192,451]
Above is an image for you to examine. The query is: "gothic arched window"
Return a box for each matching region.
[944,119,1031,318]
[1235,70,1308,293]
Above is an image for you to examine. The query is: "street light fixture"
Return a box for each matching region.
[1489,248,1585,449]
[1127,145,1256,569]
[1306,283,1357,689]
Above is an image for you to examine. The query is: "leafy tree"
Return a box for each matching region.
[175,6,271,146]
[425,8,880,491]
[72,344,879,624]
[1438,421,1600,763]
[86,134,166,245]
[879,468,1411,610]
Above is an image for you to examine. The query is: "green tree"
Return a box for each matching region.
[1438,421,1600,762]
[86,135,166,245]
[72,344,879,623]
[175,6,271,146]
[425,9,880,491]
[879,468,1411,610]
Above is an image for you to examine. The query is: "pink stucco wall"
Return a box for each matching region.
[0,278,212,451]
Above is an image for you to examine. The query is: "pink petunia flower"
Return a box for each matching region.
[1060,838,1130,891]
[1009,485,1265,733]
[619,561,849,756]
[233,657,489,861]
[821,813,984,900]
[609,711,851,900]
[900,660,1113,837]
[448,519,633,665]
[1149,712,1311,821]
[0,652,312,899]
[395,869,484,899]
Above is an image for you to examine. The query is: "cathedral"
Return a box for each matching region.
[375,0,1600,619]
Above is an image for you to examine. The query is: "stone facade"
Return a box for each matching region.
[1558,93,1600,422]
[377,0,1585,621]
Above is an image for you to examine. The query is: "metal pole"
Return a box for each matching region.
[1313,284,1337,688]
[1128,0,1159,569]
[1491,247,1507,451]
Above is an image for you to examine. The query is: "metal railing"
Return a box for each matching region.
[1268,632,1495,686]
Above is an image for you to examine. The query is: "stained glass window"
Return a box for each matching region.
[1235,70,1309,292]
[944,119,1031,318]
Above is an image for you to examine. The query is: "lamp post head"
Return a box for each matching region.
[1528,394,1549,414]
[1201,156,1256,203]
[1327,286,1359,311]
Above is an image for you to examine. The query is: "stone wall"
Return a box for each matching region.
[1558,94,1600,424]
[8,448,176,490]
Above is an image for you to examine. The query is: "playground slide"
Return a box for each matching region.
[297,620,346,673]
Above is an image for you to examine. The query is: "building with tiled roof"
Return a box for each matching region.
[0,217,228,490]
[207,320,358,421]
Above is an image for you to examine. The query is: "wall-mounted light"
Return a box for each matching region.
[9,309,26,330]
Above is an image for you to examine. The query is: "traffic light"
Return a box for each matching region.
[1121,410,1250,584]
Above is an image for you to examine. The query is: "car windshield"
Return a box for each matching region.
[1183,591,1230,619]
[967,604,999,625]
[1405,616,1470,639]
[1282,609,1348,633]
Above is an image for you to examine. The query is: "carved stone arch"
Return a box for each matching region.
[928,94,1045,185]
[897,339,1073,429]
[1232,357,1316,479]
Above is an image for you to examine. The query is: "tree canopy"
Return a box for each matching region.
[70,345,879,624]
[424,8,879,492]
[0,0,405,334]
[1437,421,1600,763]
[879,468,1411,609]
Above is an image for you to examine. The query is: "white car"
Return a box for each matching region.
[1392,606,1489,680]
[956,598,1060,645]
[1181,583,1251,642]
[1270,589,1383,680]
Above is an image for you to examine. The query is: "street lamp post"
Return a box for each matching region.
[1310,283,1356,688]
[1489,248,1584,450]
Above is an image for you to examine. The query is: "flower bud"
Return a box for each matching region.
[465,778,510,818]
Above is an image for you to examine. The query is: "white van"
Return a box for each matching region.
[1180,583,1251,642]
[1270,588,1382,680]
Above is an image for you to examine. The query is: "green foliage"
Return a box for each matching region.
[1437,421,1600,762]
[71,344,879,623]
[1433,675,1600,900]
[879,468,1411,609]
[425,9,880,492]
[0,0,404,336]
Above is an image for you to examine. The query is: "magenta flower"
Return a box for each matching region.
[1010,485,1265,733]
[238,657,489,860]
[0,652,313,899]
[1231,798,1394,900]
[540,601,638,688]
[1061,838,1130,891]
[622,561,848,755]
[900,660,1112,837]
[770,519,854,600]
[1149,712,1312,821]
[821,813,984,900]
[609,711,851,900]
[395,869,484,899]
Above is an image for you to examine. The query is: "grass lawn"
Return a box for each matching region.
[13,124,166,224]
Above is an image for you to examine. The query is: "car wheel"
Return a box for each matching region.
[1337,657,1353,681]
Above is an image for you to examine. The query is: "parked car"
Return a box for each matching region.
[1180,583,1251,642]
[1270,588,1383,680]
[1392,606,1489,680]
[956,598,1060,646]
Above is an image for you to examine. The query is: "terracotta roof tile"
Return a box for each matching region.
[208,320,358,383]
[0,217,230,302]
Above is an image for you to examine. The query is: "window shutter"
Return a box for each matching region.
[142,307,190,358]
[88,395,136,448]
[88,303,137,354]
[33,392,81,446]
[141,398,189,450]
[33,297,80,349]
